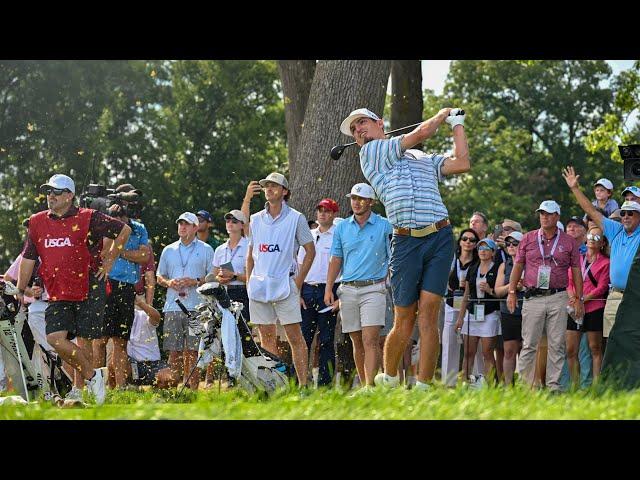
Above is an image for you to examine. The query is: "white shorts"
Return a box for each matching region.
[249,278,302,326]
[461,310,501,338]
[338,281,387,333]
[28,301,54,352]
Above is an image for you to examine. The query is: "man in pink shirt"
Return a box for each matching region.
[507,200,584,392]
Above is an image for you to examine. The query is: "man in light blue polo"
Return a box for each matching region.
[156,212,215,390]
[324,183,392,388]
[339,107,470,389]
[564,167,640,340]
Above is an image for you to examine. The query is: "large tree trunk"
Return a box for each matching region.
[289,60,392,219]
[390,60,423,131]
[277,61,316,169]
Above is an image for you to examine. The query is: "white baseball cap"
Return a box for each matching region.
[536,200,561,215]
[622,186,640,197]
[40,174,75,194]
[259,172,289,189]
[176,212,199,226]
[346,183,376,200]
[594,178,614,191]
[620,201,640,213]
[339,108,381,136]
[505,231,524,242]
[224,209,247,223]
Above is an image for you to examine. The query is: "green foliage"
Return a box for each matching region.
[3,385,640,419]
[0,61,286,268]
[425,60,616,232]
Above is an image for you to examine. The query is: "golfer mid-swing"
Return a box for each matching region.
[339,107,470,389]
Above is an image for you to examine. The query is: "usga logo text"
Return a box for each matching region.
[44,238,73,248]
[259,244,281,252]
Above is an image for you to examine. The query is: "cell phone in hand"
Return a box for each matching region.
[494,225,503,237]
[219,262,234,273]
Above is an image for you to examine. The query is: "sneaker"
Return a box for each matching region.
[374,373,400,388]
[413,380,432,391]
[468,374,486,390]
[65,387,83,401]
[85,367,107,405]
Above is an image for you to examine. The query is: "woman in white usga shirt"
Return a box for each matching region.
[206,209,250,387]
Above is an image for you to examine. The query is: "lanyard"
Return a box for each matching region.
[538,229,560,267]
[581,253,597,281]
[178,241,197,275]
[456,259,466,281]
[226,241,242,264]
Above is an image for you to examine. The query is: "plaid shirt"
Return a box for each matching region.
[359,136,449,228]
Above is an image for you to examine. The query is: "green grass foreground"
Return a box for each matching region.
[3,384,640,420]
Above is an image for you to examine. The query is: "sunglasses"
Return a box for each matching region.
[620,210,636,217]
[478,245,493,251]
[225,218,241,224]
[44,187,69,196]
[586,233,602,242]
[505,240,520,247]
[460,236,478,243]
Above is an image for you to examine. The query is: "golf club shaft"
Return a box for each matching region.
[343,121,424,148]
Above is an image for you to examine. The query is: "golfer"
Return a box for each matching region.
[339,107,470,389]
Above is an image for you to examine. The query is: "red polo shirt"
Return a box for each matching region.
[515,228,580,290]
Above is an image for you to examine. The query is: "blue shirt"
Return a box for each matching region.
[330,212,392,282]
[109,220,148,284]
[592,198,619,217]
[359,135,449,228]
[157,238,215,312]
[602,218,640,290]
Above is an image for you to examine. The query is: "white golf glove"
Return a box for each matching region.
[445,108,465,128]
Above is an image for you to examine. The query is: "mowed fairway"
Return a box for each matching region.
[3,384,640,420]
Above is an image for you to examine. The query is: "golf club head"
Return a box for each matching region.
[330,144,346,160]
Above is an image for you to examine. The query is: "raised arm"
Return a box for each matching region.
[562,166,604,231]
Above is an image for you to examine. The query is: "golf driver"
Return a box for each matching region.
[330,109,465,160]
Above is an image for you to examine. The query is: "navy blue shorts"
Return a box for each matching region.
[389,225,454,307]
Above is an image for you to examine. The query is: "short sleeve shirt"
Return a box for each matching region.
[213,236,249,285]
[109,220,149,284]
[602,218,640,290]
[359,136,449,228]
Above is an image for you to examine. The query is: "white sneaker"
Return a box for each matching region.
[468,374,486,390]
[413,380,432,391]
[65,387,83,401]
[85,367,107,405]
[374,373,400,388]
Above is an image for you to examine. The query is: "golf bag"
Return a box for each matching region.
[184,280,291,394]
[0,280,72,401]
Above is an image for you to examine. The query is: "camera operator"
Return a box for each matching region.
[94,186,151,389]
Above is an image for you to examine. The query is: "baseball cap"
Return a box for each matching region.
[346,183,376,200]
[317,198,339,213]
[502,219,522,232]
[477,238,497,250]
[536,200,561,215]
[594,178,614,191]
[566,216,586,229]
[339,108,381,136]
[224,209,247,224]
[176,212,199,226]
[40,174,75,194]
[622,186,640,197]
[196,210,213,223]
[620,201,640,213]
[259,172,289,189]
[505,231,524,243]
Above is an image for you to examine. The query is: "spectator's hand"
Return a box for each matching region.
[217,268,234,280]
[445,108,465,128]
[294,276,303,293]
[478,280,491,293]
[300,296,307,310]
[496,233,507,247]
[324,290,335,310]
[516,278,524,292]
[507,292,517,314]
[135,295,146,308]
[244,181,262,202]
[96,258,114,281]
[455,317,464,332]
[216,274,231,285]
[168,278,182,291]
[107,203,125,218]
[31,286,43,299]
[562,166,580,189]
[567,296,577,309]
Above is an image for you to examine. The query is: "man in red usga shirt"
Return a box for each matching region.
[507,200,583,393]
[16,174,131,405]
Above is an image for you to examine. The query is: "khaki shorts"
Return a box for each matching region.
[249,278,302,326]
[338,281,387,333]
[603,291,623,338]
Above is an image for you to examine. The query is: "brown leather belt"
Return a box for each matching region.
[341,278,386,288]
[393,218,450,238]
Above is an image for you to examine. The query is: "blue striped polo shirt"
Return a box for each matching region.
[359,135,449,228]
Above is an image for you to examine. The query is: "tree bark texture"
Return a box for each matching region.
[288,60,392,219]
[277,60,316,169]
[390,60,423,131]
